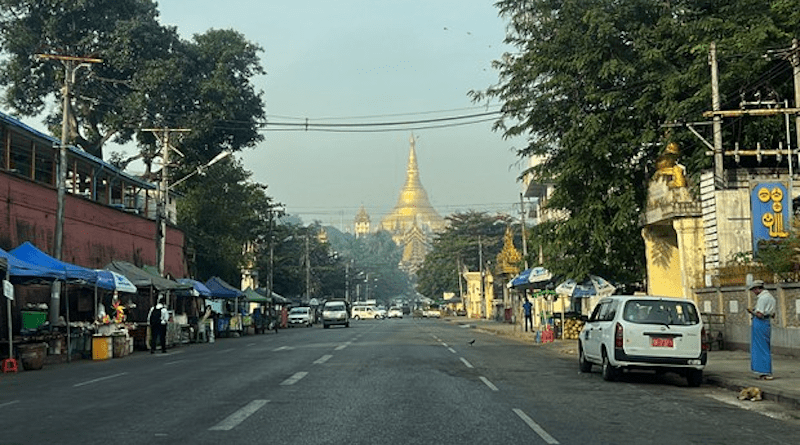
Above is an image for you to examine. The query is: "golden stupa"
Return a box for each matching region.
[380,135,446,274]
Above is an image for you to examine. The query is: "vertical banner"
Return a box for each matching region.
[751,182,789,253]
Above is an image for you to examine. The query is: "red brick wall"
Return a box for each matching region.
[0,172,186,277]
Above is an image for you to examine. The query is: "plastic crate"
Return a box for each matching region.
[21,311,47,330]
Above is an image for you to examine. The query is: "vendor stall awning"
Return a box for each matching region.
[205,276,243,299]
[104,261,187,291]
[507,266,552,289]
[0,247,61,281]
[176,278,212,297]
[10,241,98,284]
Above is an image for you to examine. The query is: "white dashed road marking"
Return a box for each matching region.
[314,354,333,364]
[513,408,559,444]
[73,372,128,388]
[280,371,308,386]
[460,357,474,368]
[479,376,499,391]
[209,399,269,431]
[447,347,457,354]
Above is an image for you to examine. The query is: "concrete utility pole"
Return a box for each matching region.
[36,54,102,260]
[143,128,191,276]
[519,192,529,269]
[709,42,724,188]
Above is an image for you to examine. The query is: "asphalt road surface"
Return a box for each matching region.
[1,318,799,444]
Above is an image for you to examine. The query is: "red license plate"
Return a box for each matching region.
[651,337,673,347]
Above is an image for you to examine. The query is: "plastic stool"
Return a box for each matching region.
[2,358,19,373]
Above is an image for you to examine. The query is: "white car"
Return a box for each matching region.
[578,295,707,386]
[387,307,403,318]
[423,307,441,318]
[351,305,383,320]
[322,300,349,329]
[287,306,312,327]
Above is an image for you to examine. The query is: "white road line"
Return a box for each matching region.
[280,371,308,386]
[217,348,235,354]
[73,372,128,388]
[273,346,295,351]
[335,343,349,351]
[447,347,457,354]
[512,408,559,444]
[479,376,499,391]
[314,354,333,365]
[247,342,256,346]
[0,400,20,408]
[164,359,185,366]
[209,399,269,431]
[441,342,449,347]
[460,357,474,368]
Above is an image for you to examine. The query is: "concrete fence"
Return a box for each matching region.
[695,283,800,357]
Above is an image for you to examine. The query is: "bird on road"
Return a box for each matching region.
[468,339,475,345]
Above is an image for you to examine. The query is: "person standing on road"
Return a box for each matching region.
[522,297,533,332]
[747,280,776,380]
[148,295,169,354]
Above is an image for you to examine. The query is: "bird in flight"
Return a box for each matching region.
[468,339,475,345]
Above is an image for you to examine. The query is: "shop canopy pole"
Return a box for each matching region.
[6,269,11,360]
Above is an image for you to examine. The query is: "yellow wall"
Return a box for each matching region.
[643,224,683,298]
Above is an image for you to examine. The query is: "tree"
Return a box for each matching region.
[416,211,516,300]
[176,159,275,285]
[0,0,265,171]
[474,0,798,284]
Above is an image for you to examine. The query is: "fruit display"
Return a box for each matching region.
[561,318,584,340]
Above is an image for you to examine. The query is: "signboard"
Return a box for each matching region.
[751,182,789,253]
[3,280,13,300]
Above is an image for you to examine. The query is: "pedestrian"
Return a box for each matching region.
[746,280,776,380]
[148,295,169,354]
[523,297,533,332]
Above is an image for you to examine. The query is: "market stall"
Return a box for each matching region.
[205,277,244,337]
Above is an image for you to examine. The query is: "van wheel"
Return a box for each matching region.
[324,324,329,329]
[601,351,618,381]
[354,315,360,320]
[345,322,349,328]
[578,344,592,373]
[687,369,703,387]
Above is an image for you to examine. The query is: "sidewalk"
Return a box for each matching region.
[449,317,800,410]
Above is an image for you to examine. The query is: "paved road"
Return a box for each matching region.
[1,318,798,444]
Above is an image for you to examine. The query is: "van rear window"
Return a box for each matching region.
[622,300,700,325]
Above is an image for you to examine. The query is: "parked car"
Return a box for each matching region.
[423,306,441,318]
[322,300,349,329]
[351,305,383,320]
[387,306,403,318]
[287,306,313,327]
[578,295,707,386]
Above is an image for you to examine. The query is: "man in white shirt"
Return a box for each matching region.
[747,280,776,380]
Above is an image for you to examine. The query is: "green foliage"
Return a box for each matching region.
[416,211,516,299]
[0,0,265,167]
[475,0,799,285]
[176,159,275,285]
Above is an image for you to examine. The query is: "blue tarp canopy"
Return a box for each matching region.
[205,276,243,299]
[176,278,212,298]
[0,247,62,281]
[10,241,97,283]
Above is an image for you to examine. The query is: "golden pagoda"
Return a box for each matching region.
[354,204,371,237]
[380,135,446,274]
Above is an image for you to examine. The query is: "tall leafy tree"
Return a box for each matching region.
[176,159,275,285]
[0,0,265,171]
[475,0,798,284]
[416,211,516,299]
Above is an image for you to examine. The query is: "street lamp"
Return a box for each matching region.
[156,150,232,276]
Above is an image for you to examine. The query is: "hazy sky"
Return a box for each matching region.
[154,0,528,231]
[21,1,528,231]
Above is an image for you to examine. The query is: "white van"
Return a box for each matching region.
[351,305,383,320]
[578,295,707,386]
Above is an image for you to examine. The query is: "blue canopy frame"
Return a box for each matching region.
[10,241,98,284]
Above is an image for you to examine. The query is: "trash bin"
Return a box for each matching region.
[17,343,46,370]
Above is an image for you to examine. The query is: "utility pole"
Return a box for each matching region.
[519,192,529,269]
[143,128,191,276]
[305,233,311,303]
[709,42,724,188]
[478,236,485,319]
[36,54,102,260]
